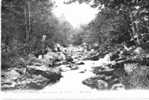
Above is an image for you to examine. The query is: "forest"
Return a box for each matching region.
[1,0,149,91]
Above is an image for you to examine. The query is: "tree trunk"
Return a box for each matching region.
[24,1,30,42]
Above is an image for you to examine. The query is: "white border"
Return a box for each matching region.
[1,0,149,99]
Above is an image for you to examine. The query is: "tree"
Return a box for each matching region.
[66,0,149,46]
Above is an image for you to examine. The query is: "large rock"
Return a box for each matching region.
[27,65,62,82]
[59,65,71,72]
[82,77,108,90]
[133,47,145,55]
[42,52,57,65]
[92,65,114,75]
[57,52,66,61]
[6,75,51,90]
[124,63,137,74]
[21,75,50,89]
[1,64,62,90]
[42,51,66,66]
[1,69,23,90]
[96,80,108,89]
[27,65,50,72]
[111,83,125,90]
[1,80,17,90]
[25,54,42,65]
[2,69,22,81]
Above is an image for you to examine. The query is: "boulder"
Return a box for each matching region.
[25,54,42,65]
[59,65,71,72]
[71,65,79,70]
[124,63,137,74]
[57,52,66,61]
[12,75,50,90]
[1,69,22,90]
[25,75,50,89]
[96,80,108,89]
[133,47,144,55]
[82,77,108,90]
[1,81,16,90]
[42,52,57,65]
[79,69,87,73]
[92,66,114,75]
[27,65,62,81]
[75,62,85,65]
[111,83,125,90]
[3,69,21,81]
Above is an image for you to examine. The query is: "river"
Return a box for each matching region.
[39,56,112,93]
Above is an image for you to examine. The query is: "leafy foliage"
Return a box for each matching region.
[70,0,149,50]
[1,0,72,70]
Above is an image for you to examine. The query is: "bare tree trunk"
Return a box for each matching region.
[24,2,28,42]
[24,0,30,42]
[28,1,31,41]
[135,20,141,45]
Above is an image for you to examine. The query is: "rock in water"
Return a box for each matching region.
[75,62,85,65]
[82,77,108,90]
[79,69,87,73]
[71,65,79,70]
[59,65,71,72]
[111,83,125,90]
[96,80,108,89]
[66,55,73,62]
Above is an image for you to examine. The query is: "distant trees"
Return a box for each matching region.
[1,0,73,69]
[70,0,149,50]
[2,0,73,55]
[2,0,26,44]
[2,0,149,53]
[98,0,149,45]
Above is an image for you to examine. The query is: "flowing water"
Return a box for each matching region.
[39,58,110,93]
[38,45,113,93]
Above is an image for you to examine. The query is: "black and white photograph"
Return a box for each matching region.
[1,0,149,99]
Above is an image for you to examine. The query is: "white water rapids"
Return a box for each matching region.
[39,56,112,93]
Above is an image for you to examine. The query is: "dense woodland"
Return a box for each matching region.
[1,0,149,90]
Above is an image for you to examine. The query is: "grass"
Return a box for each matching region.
[120,64,149,89]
